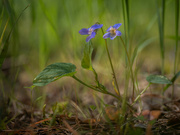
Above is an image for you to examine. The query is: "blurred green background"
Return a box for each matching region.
[0,0,179,108]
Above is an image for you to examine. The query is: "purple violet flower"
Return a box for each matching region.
[103,23,122,40]
[79,24,103,42]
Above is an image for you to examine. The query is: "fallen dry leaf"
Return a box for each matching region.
[141,110,161,120]
[150,110,161,120]
[105,106,121,121]
[141,110,150,119]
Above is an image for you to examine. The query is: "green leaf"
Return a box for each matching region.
[33,63,76,86]
[81,42,93,70]
[146,75,172,84]
[89,105,96,111]
[24,85,35,90]
[163,71,180,92]
[171,71,180,83]
[136,115,146,121]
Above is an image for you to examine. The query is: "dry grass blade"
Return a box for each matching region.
[30,118,52,127]
[63,120,79,135]
[70,101,87,118]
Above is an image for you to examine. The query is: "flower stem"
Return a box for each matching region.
[120,36,135,100]
[100,28,121,98]
[72,75,120,100]
[105,39,121,96]
[72,75,137,111]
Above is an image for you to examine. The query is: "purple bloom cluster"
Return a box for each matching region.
[103,23,122,40]
[79,24,103,42]
[79,23,122,42]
